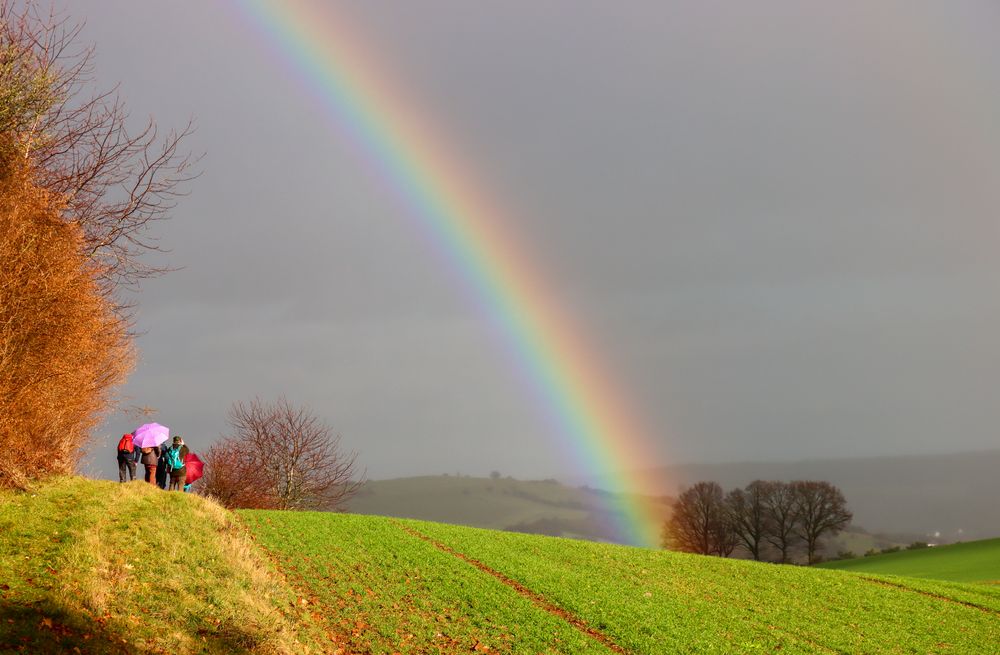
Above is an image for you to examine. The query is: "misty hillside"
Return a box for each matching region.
[346,475,671,544]
[346,474,911,554]
[627,449,1000,541]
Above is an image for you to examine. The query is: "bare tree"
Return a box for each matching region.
[662,481,732,556]
[726,480,775,561]
[762,481,800,563]
[790,480,852,564]
[204,397,364,511]
[1,0,197,292]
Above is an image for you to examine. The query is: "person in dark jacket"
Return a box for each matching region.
[139,445,160,484]
[156,446,169,489]
[165,435,190,491]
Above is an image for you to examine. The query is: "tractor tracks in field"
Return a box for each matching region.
[394,523,860,655]
[395,522,631,655]
[858,576,1000,616]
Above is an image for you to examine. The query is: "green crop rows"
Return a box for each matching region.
[408,520,1000,654]
[240,511,614,654]
[241,510,999,654]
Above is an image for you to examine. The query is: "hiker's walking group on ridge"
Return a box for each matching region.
[116,432,193,492]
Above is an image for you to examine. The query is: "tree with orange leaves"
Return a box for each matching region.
[0,1,194,488]
[0,156,133,488]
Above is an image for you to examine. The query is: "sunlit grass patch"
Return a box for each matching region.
[240,510,613,654]
[0,477,323,654]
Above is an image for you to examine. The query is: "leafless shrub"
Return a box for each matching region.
[202,397,364,511]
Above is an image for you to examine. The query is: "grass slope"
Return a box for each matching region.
[817,538,1000,583]
[243,510,999,654]
[0,477,324,654]
[5,479,997,654]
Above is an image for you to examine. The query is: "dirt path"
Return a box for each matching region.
[396,523,853,655]
[859,576,1000,616]
[396,522,631,655]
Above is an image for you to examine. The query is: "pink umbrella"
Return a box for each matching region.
[184,452,204,485]
[133,422,169,449]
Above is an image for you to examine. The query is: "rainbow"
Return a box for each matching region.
[232,0,667,547]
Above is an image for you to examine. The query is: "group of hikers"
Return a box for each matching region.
[116,432,193,492]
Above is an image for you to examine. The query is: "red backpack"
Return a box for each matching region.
[117,434,134,453]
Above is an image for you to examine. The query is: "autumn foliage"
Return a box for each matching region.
[0,159,133,489]
[0,2,192,488]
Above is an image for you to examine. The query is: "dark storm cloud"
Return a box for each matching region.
[77,1,1000,480]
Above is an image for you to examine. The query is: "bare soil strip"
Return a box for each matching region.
[396,522,631,655]
[859,576,1000,616]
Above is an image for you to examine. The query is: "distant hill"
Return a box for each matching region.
[345,475,671,544]
[818,538,1000,584]
[345,474,911,554]
[612,449,1000,541]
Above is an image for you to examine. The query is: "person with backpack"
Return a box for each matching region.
[165,435,190,491]
[116,433,138,482]
[139,444,160,484]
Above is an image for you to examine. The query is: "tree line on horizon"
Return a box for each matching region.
[663,480,852,564]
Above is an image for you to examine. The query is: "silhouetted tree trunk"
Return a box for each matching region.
[726,480,775,561]
[763,481,800,563]
[790,480,852,564]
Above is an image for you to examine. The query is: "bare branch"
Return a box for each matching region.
[1,0,199,292]
[202,397,365,511]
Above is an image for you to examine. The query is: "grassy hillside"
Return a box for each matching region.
[347,475,672,544]
[817,538,1000,583]
[5,478,998,653]
[0,478,324,654]
[243,510,1000,654]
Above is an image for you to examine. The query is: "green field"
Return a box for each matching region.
[242,510,1000,654]
[818,538,1000,583]
[3,478,998,654]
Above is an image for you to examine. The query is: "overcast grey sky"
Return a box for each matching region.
[79,1,1000,481]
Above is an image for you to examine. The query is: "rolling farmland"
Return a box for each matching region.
[3,478,996,654]
[243,510,1000,654]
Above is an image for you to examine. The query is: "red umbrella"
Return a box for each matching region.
[184,452,204,485]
